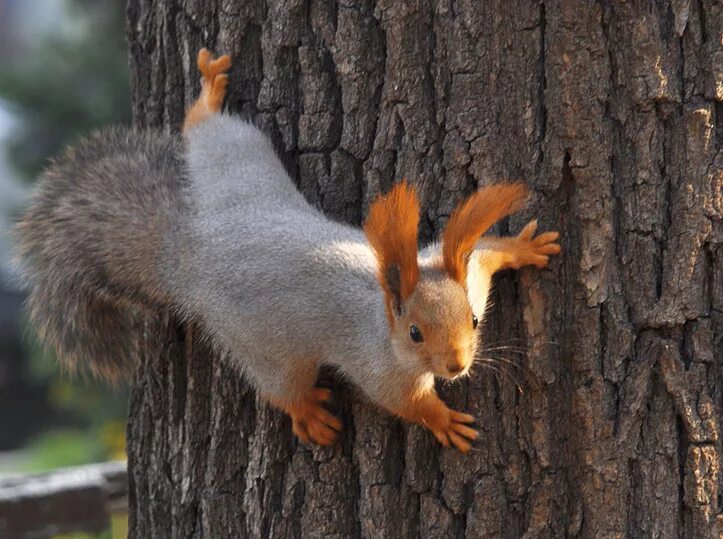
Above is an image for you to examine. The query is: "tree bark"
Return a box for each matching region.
[125,1,722,537]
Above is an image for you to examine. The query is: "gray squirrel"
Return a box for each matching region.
[17,49,561,451]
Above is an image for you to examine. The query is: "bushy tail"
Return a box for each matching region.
[16,126,187,380]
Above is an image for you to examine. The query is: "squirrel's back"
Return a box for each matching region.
[174,115,384,373]
[16,126,187,378]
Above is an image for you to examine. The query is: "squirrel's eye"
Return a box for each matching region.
[472,315,479,329]
[409,324,424,343]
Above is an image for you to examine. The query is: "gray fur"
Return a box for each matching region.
[17,115,492,410]
[167,115,491,409]
[16,127,187,379]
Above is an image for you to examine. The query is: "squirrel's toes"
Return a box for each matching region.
[287,388,342,447]
[433,410,478,453]
[197,48,232,84]
[515,220,562,268]
[195,48,232,112]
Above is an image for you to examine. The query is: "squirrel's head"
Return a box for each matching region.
[364,181,527,379]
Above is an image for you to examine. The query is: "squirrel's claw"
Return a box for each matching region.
[287,387,342,447]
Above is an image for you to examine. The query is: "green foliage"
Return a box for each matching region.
[27,333,129,428]
[4,423,126,474]
[23,429,105,472]
[0,0,130,181]
[18,328,129,472]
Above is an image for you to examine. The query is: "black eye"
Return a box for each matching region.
[409,325,424,343]
[472,315,479,329]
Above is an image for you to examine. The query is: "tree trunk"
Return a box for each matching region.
[125,1,722,537]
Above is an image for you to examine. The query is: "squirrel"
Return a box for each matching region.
[16,49,561,452]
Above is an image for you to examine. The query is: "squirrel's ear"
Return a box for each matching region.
[442,183,528,285]
[364,181,420,322]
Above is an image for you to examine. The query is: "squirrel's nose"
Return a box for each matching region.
[447,361,464,375]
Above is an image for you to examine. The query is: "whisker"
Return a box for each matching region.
[476,356,542,391]
[479,345,527,354]
[482,338,559,348]
[483,338,524,345]
[476,360,525,394]
[475,349,527,369]
[478,354,524,370]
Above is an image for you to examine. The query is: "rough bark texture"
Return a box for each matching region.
[125,1,723,537]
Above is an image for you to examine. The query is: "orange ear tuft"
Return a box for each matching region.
[363,181,421,322]
[442,183,529,284]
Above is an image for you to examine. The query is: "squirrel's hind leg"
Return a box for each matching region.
[182,48,231,133]
[257,358,343,447]
[268,387,342,447]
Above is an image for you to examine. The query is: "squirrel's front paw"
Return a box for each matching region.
[513,219,561,269]
[426,408,478,453]
[287,388,342,447]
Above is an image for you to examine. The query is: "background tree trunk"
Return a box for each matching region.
[125,1,722,537]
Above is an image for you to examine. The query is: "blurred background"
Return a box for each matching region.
[0,0,129,483]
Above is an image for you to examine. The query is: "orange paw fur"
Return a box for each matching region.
[478,219,561,273]
[421,405,478,453]
[183,48,232,132]
[286,388,342,447]
[196,48,231,109]
[427,408,478,453]
[399,391,478,453]
[509,219,561,269]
